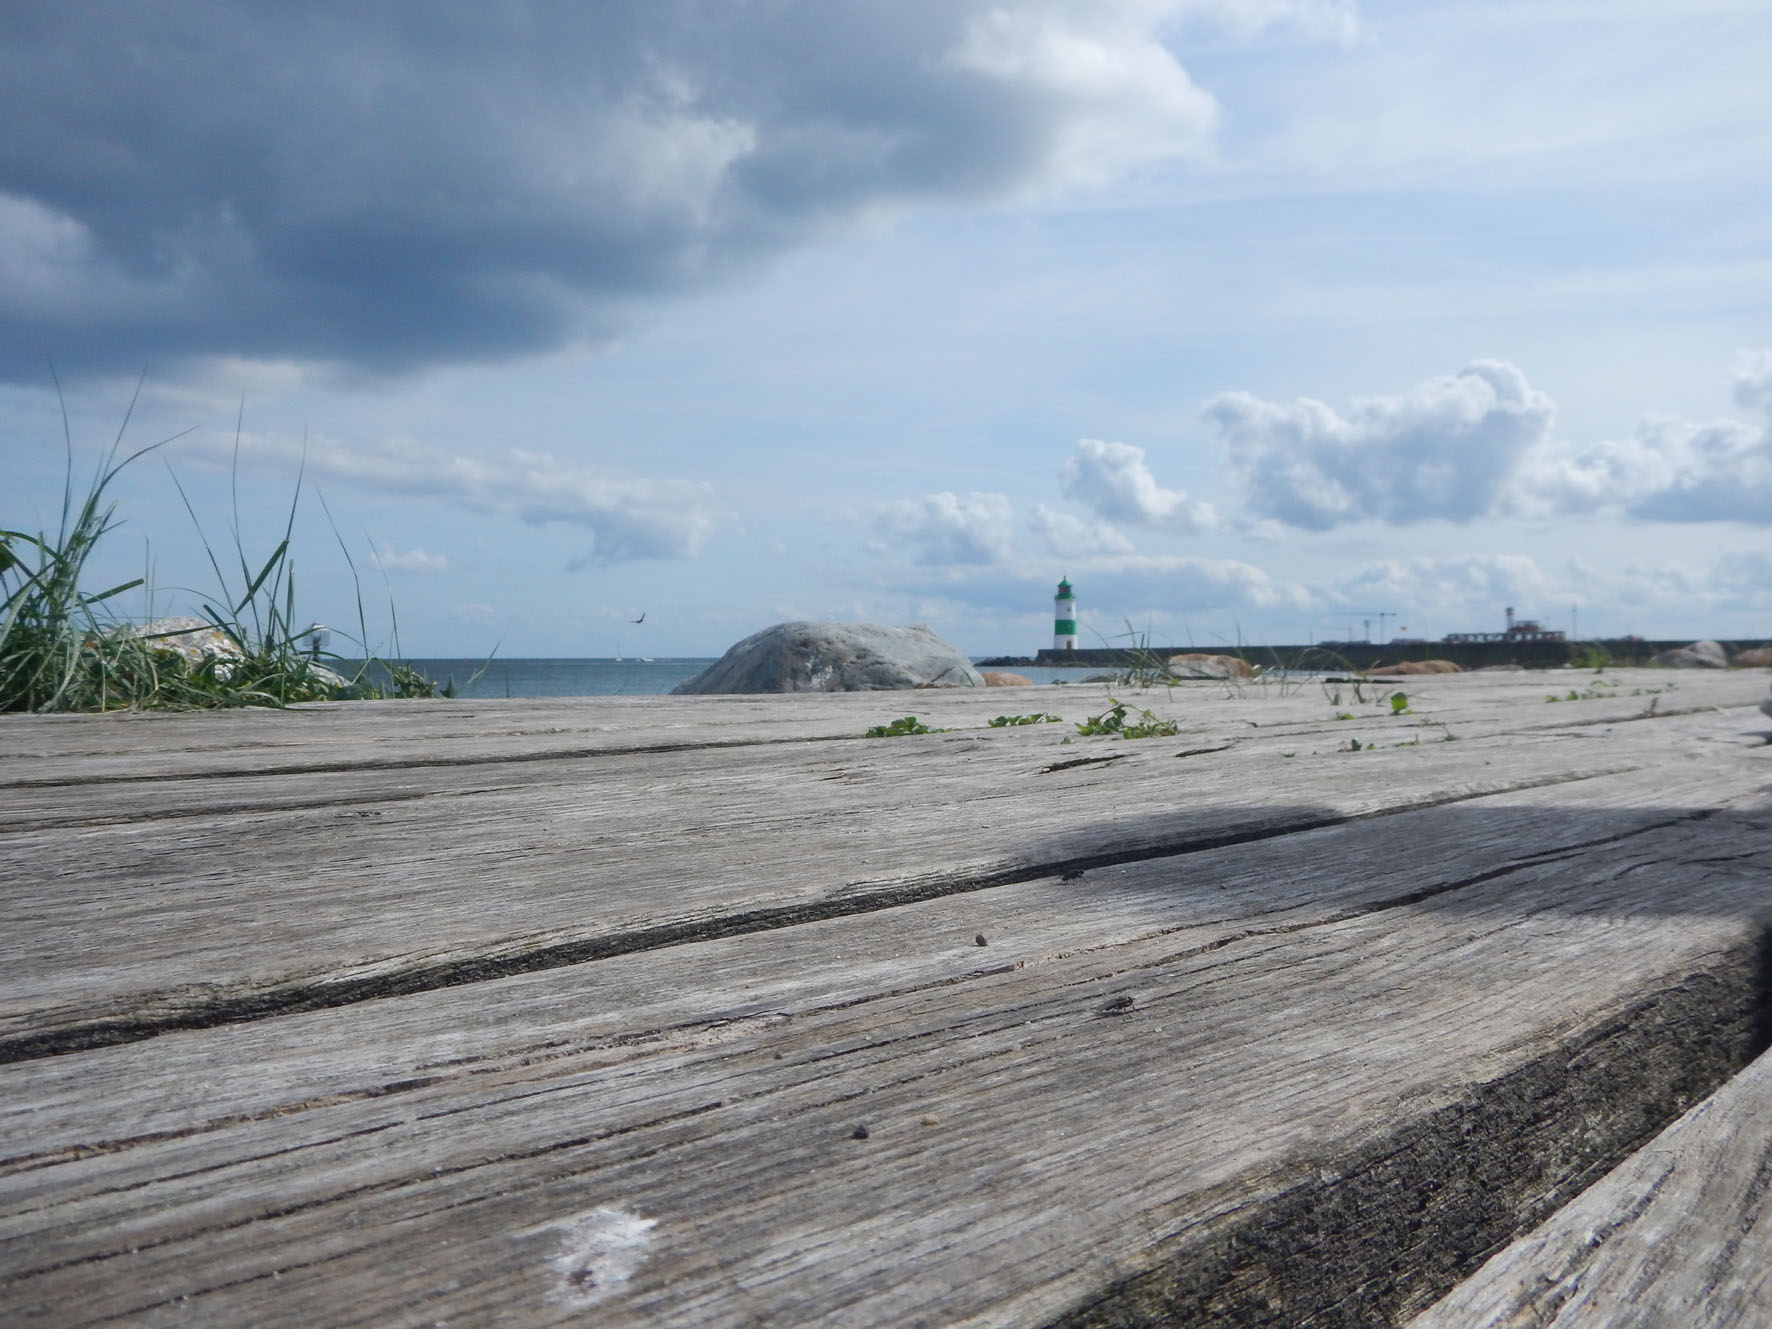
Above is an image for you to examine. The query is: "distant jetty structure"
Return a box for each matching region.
[1053,578,1077,652]
[1443,605,1565,644]
[973,601,1762,672]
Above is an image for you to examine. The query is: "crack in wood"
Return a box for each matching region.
[0,1099,727,1291]
[1041,754,1130,773]
[0,768,1645,1067]
[0,732,854,793]
[0,785,450,835]
[0,1079,445,1175]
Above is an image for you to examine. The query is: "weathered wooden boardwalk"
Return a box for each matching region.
[2,668,1769,1327]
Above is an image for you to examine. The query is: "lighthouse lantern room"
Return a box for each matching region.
[1053,577,1077,651]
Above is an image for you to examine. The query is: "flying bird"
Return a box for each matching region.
[632,612,646,624]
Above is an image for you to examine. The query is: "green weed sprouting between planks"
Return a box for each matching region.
[865,715,942,737]
[988,712,1062,727]
[1075,699,1181,739]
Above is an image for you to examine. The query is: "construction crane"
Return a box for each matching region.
[1340,610,1402,643]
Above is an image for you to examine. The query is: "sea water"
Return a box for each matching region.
[352,658,1109,698]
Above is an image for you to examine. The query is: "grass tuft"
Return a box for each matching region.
[1075,698,1181,739]
[3,389,451,713]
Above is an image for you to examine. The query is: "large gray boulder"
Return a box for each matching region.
[126,616,246,676]
[673,622,984,694]
[1655,639,1727,669]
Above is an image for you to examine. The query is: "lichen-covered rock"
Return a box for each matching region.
[129,616,246,672]
[123,616,347,688]
[982,671,1032,687]
[1655,640,1727,669]
[1167,653,1256,680]
[672,622,984,694]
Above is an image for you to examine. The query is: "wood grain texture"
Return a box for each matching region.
[2,672,1764,1059]
[1410,1047,1772,1329]
[1,668,1769,1327]
[2,817,1766,1326]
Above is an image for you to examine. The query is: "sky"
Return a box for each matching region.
[4,0,1770,659]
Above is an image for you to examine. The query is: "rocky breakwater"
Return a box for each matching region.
[672,622,985,694]
[1655,639,1729,668]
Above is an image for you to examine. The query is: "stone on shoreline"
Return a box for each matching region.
[1731,647,1772,668]
[1168,653,1255,680]
[127,617,246,673]
[122,616,347,688]
[981,671,1033,687]
[672,622,985,694]
[1655,640,1727,669]
[1363,660,1462,676]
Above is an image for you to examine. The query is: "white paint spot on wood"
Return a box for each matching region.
[548,1208,658,1308]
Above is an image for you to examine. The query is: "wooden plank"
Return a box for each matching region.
[3,772,1770,1326]
[1409,1048,1772,1329]
[1,757,1756,1157]
[2,692,1763,1059]
[0,668,1748,787]
[2,669,1767,1327]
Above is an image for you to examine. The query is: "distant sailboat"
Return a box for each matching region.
[614,641,622,662]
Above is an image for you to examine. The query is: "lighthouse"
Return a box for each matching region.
[1053,577,1078,651]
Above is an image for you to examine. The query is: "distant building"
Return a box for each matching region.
[1053,578,1077,651]
[1444,605,1565,644]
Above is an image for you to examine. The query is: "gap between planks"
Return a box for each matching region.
[0,749,1738,1066]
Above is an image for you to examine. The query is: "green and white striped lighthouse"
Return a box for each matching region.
[1053,577,1077,651]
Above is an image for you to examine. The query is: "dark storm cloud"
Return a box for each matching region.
[0,1,1215,379]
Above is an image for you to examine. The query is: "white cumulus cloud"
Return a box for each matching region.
[1076,552,1312,611]
[177,432,718,563]
[873,490,1015,566]
[1733,350,1772,416]
[1519,351,1772,524]
[370,544,459,574]
[1028,502,1136,555]
[1333,554,1563,615]
[942,6,1218,191]
[1210,360,1556,529]
[1060,438,1218,532]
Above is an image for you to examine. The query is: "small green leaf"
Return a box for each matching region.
[866,715,939,738]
